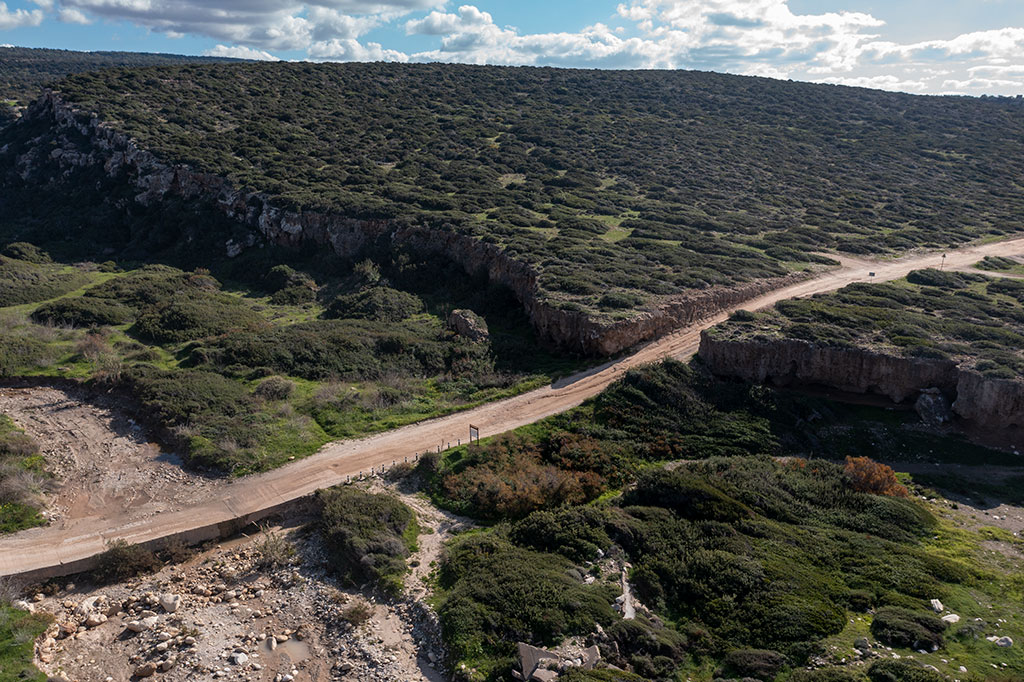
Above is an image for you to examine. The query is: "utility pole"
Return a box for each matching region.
[940,253,947,270]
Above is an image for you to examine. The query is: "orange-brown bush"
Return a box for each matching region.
[442,434,605,520]
[844,456,908,497]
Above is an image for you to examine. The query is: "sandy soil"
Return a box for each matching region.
[0,386,225,529]
[3,236,1024,578]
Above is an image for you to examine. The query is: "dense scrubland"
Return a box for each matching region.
[10,61,1023,319]
[707,268,1024,378]
[420,361,1023,681]
[0,240,578,474]
[1,56,1022,682]
[0,46,236,121]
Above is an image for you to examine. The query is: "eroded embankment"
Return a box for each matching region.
[698,332,1024,428]
[7,91,805,356]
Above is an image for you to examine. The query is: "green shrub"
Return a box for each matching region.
[324,286,424,323]
[317,487,416,595]
[624,468,751,522]
[92,539,160,584]
[134,296,265,343]
[0,256,88,306]
[869,607,946,650]
[253,375,295,400]
[32,296,133,327]
[510,507,612,562]
[790,668,867,682]
[438,534,617,666]
[866,659,945,682]
[716,648,787,681]
[2,242,50,264]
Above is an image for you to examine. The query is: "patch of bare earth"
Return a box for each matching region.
[26,477,463,682]
[0,385,224,527]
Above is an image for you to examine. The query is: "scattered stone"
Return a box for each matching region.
[125,621,146,633]
[230,652,249,666]
[133,662,157,678]
[84,614,107,629]
[996,637,1014,648]
[929,599,944,613]
[942,614,961,624]
[159,594,181,614]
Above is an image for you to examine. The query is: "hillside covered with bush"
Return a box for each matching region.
[706,269,1024,379]
[8,62,1024,320]
[0,46,236,120]
[423,360,1024,681]
[0,241,577,474]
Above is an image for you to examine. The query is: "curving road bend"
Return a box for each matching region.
[2,236,1023,579]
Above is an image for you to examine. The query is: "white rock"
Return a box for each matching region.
[941,614,961,624]
[126,621,146,633]
[230,652,249,665]
[996,636,1013,648]
[84,614,107,628]
[11,600,33,613]
[960,666,968,673]
[159,594,181,614]
[930,599,944,613]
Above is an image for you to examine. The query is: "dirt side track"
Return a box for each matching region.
[2,237,1023,579]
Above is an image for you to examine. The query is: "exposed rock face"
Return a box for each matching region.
[698,332,1024,428]
[9,91,807,356]
[447,309,489,343]
[952,370,1024,429]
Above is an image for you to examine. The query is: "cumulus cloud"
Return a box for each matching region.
[0,2,44,30]
[13,0,1021,95]
[204,44,280,61]
[57,7,90,24]
[401,1,1023,95]
[308,37,408,61]
[52,0,443,49]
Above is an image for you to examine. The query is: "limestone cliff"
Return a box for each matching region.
[6,91,806,356]
[698,332,1024,427]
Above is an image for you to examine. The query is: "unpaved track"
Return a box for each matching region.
[2,236,1023,578]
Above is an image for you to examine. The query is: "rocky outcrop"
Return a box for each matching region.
[447,309,489,343]
[698,332,1024,427]
[8,91,806,356]
[953,370,1024,429]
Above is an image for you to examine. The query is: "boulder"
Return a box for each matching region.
[915,388,953,426]
[447,309,489,343]
[996,636,1013,648]
[159,594,181,614]
[84,613,107,628]
[929,599,944,613]
[941,614,961,624]
[133,662,157,678]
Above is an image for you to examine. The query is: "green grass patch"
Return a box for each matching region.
[0,604,50,682]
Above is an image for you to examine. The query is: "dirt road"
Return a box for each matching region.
[2,236,1023,579]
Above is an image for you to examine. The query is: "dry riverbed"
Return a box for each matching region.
[19,479,462,682]
[0,385,225,527]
